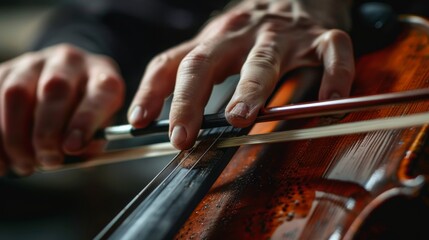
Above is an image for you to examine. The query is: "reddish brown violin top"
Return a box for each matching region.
[175,16,429,239]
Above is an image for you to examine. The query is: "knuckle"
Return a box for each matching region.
[41,75,71,99]
[96,74,124,94]
[180,51,213,72]
[3,84,31,103]
[95,74,125,109]
[97,55,119,69]
[150,53,174,68]
[221,11,251,31]
[324,29,352,44]
[55,43,80,54]
[262,20,286,32]
[54,44,84,62]
[17,52,44,70]
[248,44,280,69]
[252,1,269,10]
[259,13,294,31]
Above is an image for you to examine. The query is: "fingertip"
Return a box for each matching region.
[225,101,258,128]
[169,122,201,150]
[228,102,249,119]
[319,90,342,101]
[128,105,149,127]
[170,125,189,149]
[329,92,341,100]
[318,73,352,101]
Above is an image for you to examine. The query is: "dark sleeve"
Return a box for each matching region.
[30,1,207,80]
[31,4,116,58]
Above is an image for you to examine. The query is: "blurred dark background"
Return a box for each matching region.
[0,0,56,61]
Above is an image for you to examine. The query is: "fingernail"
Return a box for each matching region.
[229,102,249,119]
[129,106,146,124]
[330,92,341,100]
[39,154,62,167]
[64,129,84,152]
[324,92,346,122]
[170,125,187,147]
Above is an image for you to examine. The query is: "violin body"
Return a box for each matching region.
[97,16,429,240]
[175,16,429,239]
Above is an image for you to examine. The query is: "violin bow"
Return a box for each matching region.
[96,88,429,141]
[39,88,429,173]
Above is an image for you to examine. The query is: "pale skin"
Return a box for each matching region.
[0,45,125,176]
[129,0,355,149]
[0,0,354,176]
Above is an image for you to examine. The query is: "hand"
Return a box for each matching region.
[128,0,355,150]
[0,44,125,176]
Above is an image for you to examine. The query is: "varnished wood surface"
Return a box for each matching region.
[176,18,429,239]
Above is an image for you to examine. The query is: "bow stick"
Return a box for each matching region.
[39,88,429,173]
[96,88,429,141]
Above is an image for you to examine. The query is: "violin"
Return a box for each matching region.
[95,6,429,240]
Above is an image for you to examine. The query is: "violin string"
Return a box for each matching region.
[128,126,227,197]
[112,135,210,211]
[145,138,202,188]
[91,141,205,233]
[133,127,227,209]
[37,127,226,174]
[176,126,228,181]
[108,127,230,238]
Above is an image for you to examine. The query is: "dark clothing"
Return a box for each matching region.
[33,0,429,78]
[33,0,230,80]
